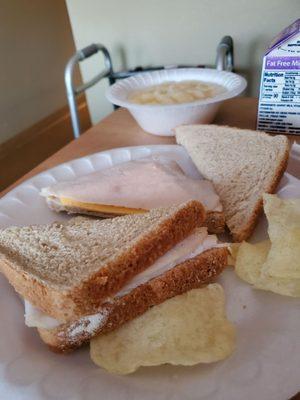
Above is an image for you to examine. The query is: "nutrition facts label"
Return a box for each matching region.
[257,69,300,134]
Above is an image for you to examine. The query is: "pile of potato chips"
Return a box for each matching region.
[234,194,300,297]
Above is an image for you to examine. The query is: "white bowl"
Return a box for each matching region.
[106,68,247,136]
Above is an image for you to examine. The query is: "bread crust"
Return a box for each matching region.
[0,201,205,321]
[47,199,225,234]
[205,211,225,234]
[38,246,228,353]
[232,141,290,242]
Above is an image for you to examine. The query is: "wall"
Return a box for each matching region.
[66,0,299,126]
[0,0,79,144]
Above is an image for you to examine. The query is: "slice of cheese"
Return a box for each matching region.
[60,197,147,215]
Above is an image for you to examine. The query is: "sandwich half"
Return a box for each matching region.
[0,200,227,352]
[41,158,225,234]
[175,125,289,242]
[35,228,227,352]
[0,201,203,321]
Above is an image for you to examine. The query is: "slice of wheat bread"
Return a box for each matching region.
[175,125,289,242]
[46,198,225,234]
[0,200,205,322]
[38,246,228,352]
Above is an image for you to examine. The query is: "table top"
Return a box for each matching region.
[1,97,299,198]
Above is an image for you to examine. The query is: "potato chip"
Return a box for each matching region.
[262,194,300,279]
[235,240,270,284]
[235,239,300,297]
[90,284,236,374]
[256,274,300,297]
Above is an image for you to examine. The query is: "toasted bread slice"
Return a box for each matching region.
[0,201,205,322]
[38,246,228,352]
[175,125,289,242]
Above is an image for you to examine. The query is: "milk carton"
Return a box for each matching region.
[257,19,300,135]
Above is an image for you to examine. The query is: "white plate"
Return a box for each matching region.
[0,144,300,400]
